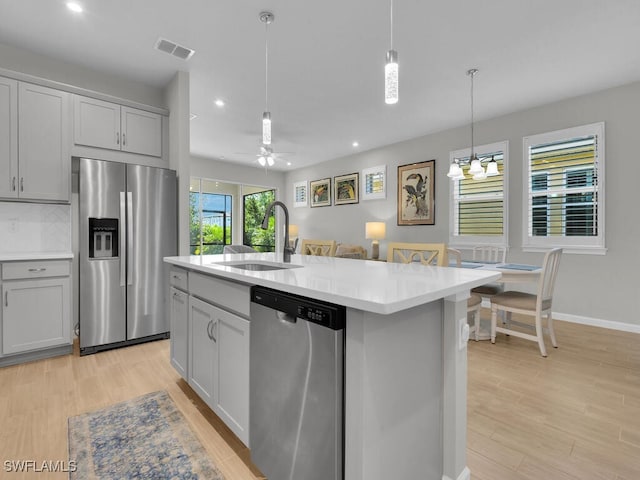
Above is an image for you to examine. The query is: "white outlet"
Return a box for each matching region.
[9,217,19,233]
[459,317,469,351]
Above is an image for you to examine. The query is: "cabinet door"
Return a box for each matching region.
[0,77,18,198]
[73,95,121,150]
[121,106,162,157]
[188,296,218,408]
[170,287,189,380]
[18,83,70,202]
[2,277,71,355]
[215,306,250,445]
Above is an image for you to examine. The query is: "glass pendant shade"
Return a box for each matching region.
[447,162,462,178]
[486,159,499,176]
[262,112,271,145]
[258,156,267,166]
[385,50,399,104]
[267,156,274,166]
[468,155,483,175]
[472,167,487,180]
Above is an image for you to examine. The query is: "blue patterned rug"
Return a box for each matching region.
[68,391,225,479]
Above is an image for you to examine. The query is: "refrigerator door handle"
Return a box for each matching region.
[120,192,126,287]
[127,191,134,286]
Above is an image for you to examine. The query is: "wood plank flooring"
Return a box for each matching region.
[468,317,640,480]
[0,318,638,479]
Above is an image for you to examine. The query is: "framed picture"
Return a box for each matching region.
[293,180,308,208]
[361,165,386,200]
[334,173,359,205]
[397,160,435,225]
[310,178,331,207]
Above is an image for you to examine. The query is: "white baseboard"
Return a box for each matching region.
[553,312,640,334]
[443,466,470,480]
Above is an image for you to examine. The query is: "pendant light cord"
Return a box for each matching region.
[390,0,394,49]
[265,21,269,111]
[468,68,477,159]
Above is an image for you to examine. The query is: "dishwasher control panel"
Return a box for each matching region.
[251,286,346,330]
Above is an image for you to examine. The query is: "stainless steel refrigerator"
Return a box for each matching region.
[78,157,177,355]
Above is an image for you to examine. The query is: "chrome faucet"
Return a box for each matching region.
[261,201,295,263]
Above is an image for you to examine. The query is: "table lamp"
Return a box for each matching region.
[288,224,299,252]
[365,222,386,260]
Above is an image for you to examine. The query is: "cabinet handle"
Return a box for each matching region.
[12,177,16,192]
[4,292,7,307]
[20,177,24,192]
[122,133,126,146]
[172,274,181,280]
[207,320,213,340]
[28,268,47,273]
[116,132,120,145]
[211,320,218,343]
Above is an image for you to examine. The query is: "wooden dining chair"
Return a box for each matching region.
[471,245,507,297]
[386,242,446,266]
[299,239,337,256]
[472,245,507,263]
[448,248,484,341]
[490,248,563,357]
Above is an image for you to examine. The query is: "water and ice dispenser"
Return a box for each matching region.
[88,218,118,258]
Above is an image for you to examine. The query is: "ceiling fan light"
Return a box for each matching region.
[486,159,499,176]
[258,156,266,166]
[262,111,271,145]
[385,50,399,105]
[267,156,274,166]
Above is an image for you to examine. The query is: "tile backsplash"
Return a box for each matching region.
[0,202,72,253]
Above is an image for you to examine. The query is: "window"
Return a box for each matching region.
[190,179,232,255]
[523,122,605,254]
[449,141,508,248]
[243,189,276,252]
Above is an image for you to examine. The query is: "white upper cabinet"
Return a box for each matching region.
[0,79,70,203]
[0,77,18,198]
[18,83,71,202]
[74,95,162,157]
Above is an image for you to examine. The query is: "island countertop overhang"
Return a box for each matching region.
[164,253,501,314]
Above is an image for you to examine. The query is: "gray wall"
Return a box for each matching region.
[0,43,165,108]
[285,80,640,330]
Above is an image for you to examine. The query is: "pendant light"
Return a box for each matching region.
[448,68,486,181]
[384,0,398,104]
[486,155,499,176]
[260,11,274,145]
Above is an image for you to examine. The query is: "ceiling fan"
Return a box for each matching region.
[234,144,294,169]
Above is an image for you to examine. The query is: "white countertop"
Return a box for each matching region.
[0,252,74,261]
[164,253,502,314]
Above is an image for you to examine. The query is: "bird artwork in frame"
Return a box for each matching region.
[397,160,435,225]
[334,172,359,205]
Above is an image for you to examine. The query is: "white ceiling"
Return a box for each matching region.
[2,1,640,171]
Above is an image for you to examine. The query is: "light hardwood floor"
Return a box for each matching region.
[0,319,639,479]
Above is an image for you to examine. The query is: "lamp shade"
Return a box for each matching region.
[288,224,299,237]
[365,222,386,240]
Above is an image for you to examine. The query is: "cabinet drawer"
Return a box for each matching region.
[169,266,188,291]
[190,272,250,318]
[2,260,70,280]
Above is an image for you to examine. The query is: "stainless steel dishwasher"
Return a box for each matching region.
[250,286,346,480]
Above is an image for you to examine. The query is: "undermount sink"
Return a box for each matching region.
[213,260,303,271]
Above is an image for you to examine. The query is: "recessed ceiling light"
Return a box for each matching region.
[352,141,359,147]
[214,99,225,107]
[66,2,83,13]
[287,162,292,166]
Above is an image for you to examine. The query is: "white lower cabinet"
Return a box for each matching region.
[169,286,189,379]
[2,271,71,355]
[187,294,250,446]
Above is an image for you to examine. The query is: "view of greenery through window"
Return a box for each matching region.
[190,192,232,255]
[244,190,276,252]
[190,178,276,255]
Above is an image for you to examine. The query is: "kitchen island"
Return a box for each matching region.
[164,252,501,480]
